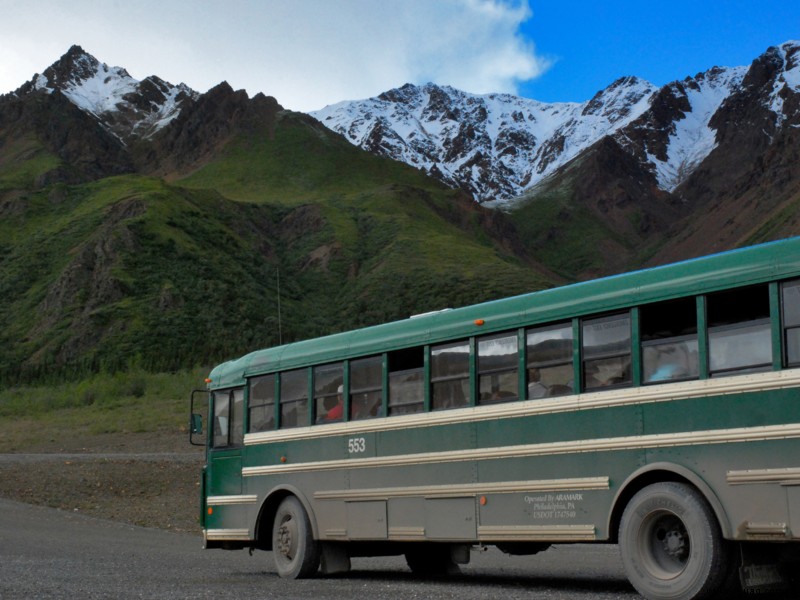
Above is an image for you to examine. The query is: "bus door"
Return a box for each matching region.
[203,387,248,543]
[192,386,246,541]
[207,387,245,497]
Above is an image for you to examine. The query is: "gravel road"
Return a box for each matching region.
[0,497,641,600]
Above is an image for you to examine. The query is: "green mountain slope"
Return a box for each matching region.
[0,97,552,385]
[506,141,681,279]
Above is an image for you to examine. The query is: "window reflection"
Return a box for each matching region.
[350,356,383,420]
[431,341,470,410]
[783,280,800,367]
[478,333,518,404]
[248,375,275,433]
[708,285,771,376]
[582,313,631,390]
[212,390,230,448]
[280,369,308,428]
[641,298,699,383]
[527,323,573,398]
[388,347,424,415]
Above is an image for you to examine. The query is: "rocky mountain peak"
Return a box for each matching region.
[44,45,115,88]
[582,76,655,119]
[11,45,198,142]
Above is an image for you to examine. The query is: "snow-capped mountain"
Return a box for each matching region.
[638,66,748,192]
[4,41,800,269]
[12,45,197,141]
[8,42,798,208]
[312,77,658,202]
[311,41,800,205]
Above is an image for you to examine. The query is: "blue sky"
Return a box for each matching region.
[522,1,800,103]
[0,1,797,111]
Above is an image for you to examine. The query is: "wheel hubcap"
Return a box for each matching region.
[276,516,296,560]
[641,511,690,578]
[661,528,688,560]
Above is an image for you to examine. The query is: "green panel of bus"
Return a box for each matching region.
[189,236,800,600]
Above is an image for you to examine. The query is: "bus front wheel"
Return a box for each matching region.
[619,482,733,600]
[271,496,320,579]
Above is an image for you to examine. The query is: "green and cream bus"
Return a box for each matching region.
[190,237,800,599]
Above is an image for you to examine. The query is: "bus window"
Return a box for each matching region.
[248,374,275,432]
[708,285,771,376]
[212,387,244,447]
[280,369,308,429]
[641,298,699,383]
[314,363,344,423]
[477,333,518,404]
[782,280,800,367]
[582,313,632,390]
[526,322,573,398]
[350,356,382,420]
[212,390,230,448]
[431,340,470,410]
[231,389,244,444]
[388,347,424,416]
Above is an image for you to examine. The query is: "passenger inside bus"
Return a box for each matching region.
[527,368,548,398]
[351,392,381,419]
[324,385,344,421]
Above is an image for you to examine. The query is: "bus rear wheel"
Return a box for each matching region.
[619,482,733,600]
[271,496,320,579]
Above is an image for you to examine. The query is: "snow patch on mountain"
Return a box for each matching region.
[539,76,657,175]
[33,54,136,114]
[647,67,747,192]
[777,41,800,90]
[767,41,800,128]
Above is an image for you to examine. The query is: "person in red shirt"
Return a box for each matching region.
[325,385,344,421]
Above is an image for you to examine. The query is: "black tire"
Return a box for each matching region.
[404,545,460,576]
[271,496,320,579]
[619,482,734,600]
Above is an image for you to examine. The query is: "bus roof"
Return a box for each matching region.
[208,236,800,388]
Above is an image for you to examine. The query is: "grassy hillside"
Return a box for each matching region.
[173,110,552,333]
[0,109,551,386]
[506,146,673,280]
[176,111,435,204]
[508,177,636,279]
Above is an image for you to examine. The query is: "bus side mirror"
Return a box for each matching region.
[191,413,203,435]
[190,389,209,447]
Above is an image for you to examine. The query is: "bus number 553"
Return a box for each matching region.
[348,437,366,454]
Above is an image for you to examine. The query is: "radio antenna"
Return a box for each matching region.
[276,267,283,345]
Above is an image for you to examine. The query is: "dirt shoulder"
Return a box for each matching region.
[0,430,206,534]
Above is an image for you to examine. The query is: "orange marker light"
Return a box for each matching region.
[280,456,288,463]
[204,378,212,384]
[207,507,213,515]
[480,496,488,506]
[474,319,485,326]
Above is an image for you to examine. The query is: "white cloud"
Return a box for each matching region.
[0,0,549,111]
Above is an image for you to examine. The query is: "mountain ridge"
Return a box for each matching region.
[310,41,799,208]
[307,40,800,273]
[2,42,800,385]
[311,77,659,202]
[0,46,553,384]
